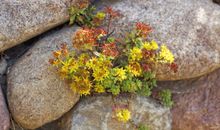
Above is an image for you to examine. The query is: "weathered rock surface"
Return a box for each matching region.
[95,0,220,80]
[58,95,171,130]
[159,69,220,130]
[0,86,10,130]
[7,25,80,129]
[0,0,80,52]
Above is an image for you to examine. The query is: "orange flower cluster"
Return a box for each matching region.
[76,0,90,9]
[72,28,106,50]
[49,43,68,65]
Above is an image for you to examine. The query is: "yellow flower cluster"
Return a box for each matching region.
[143,40,159,50]
[58,58,79,79]
[95,12,106,20]
[126,62,142,77]
[94,84,105,93]
[115,109,131,122]
[86,55,111,81]
[129,47,142,61]
[159,44,174,63]
[113,68,127,81]
[70,70,92,95]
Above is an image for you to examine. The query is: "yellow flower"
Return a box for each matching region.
[159,44,174,63]
[86,55,111,81]
[126,62,142,77]
[115,109,131,122]
[86,57,98,69]
[143,40,158,50]
[69,60,79,73]
[129,47,142,61]
[71,77,92,96]
[113,68,127,81]
[93,68,110,81]
[78,53,90,66]
[96,12,106,20]
[94,84,105,93]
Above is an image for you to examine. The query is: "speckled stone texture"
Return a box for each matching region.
[0,0,81,52]
[0,86,10,130]
[95,0,220,81]
[57,95,171,130]
[158,69,220,130]
[7,25,80,129]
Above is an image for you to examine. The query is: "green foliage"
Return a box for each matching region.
[138,124,150,130]
[159,89,173,107]
[68,5,95,26]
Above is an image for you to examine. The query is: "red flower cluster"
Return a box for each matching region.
[141,63,151,72]
[142,49,155,59]
[102,43,119,57]
[170,63,178,73]
[104,7,120,18]
[136,22,152,37]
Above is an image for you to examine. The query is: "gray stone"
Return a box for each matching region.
[7,25,80,129]
[58,95,171,130]
[95,0,220,80]
[0,0,80,52]
[0,86,10,130]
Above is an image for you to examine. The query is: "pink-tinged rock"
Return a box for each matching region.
[159,69,220,130]
[0,86,10,130]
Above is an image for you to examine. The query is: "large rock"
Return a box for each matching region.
[7,25,80,129]
[95,0,220,80]
[159,69,220,130]
[0,86,10,130]
[58,95,171,130]
[0,0,81,52]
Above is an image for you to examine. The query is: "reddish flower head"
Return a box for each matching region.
[170,63,178,73]
[76,0,90,9]
[141,63,151,72]
[136,22,152,37]
[104,7,120,18]
[142,48,155,59]
[102,43,119,58]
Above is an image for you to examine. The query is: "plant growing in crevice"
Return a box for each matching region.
[50,2,177,128]
[159,89,173,107]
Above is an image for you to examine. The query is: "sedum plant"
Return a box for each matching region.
[50,1,177,127]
